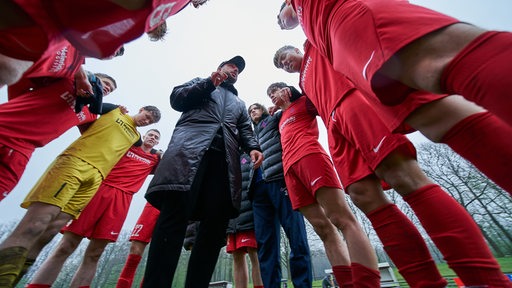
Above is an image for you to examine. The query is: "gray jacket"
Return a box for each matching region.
[145,77,260,215]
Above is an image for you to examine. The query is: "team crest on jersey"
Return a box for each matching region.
[148,2,178,31]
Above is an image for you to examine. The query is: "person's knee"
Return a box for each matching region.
[129,242,147,256]
[347,178,388,213]
[53,239,80,257]
[376,153,431,194]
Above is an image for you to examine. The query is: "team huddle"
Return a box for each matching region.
[0,0,511,287]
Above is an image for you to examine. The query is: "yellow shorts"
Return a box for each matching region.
[21,155,103,218]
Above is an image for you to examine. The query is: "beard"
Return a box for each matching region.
[224,75,237,84]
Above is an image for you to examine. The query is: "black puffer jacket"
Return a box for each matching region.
[253,112,284,182]
[227,153,255,234]
[146,77,261,217]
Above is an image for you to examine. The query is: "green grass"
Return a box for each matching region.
[392,257,512,286]
[309,258,512,287]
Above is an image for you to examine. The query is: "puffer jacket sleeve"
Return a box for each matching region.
[170,77,217,112]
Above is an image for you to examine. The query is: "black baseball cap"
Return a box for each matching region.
[218,55,245,73]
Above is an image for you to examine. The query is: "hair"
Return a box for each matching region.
[146,128,161,136]
[147,21,167,41]
[280,1,287,12]
[115,46,125,57]
[266,82,288,96]
[267,82,302,102]
[273,45,296,68]
[94,73,117,89]
[142,105,162,123]
[248,103,269,118]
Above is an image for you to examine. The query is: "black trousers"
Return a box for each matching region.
[143,149,232,288]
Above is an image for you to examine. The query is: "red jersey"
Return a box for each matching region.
[102,146,160,194]
[8,37,85,99]
[291,0,457,104]
[0,79,96,158]
[279,96,328,173]
[12,0,191,59]
[299,41,355,127]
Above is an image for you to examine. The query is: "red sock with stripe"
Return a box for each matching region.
[404,184,510,286]
[367,203,446,287]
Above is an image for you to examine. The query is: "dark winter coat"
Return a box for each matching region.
[253,112,284,182]
[145,77,261,216]
[227,153,255,234]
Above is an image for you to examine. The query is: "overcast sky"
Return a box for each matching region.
[0,0,511,231]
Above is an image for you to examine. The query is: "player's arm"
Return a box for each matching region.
[170,77,217,112]
[74,66,94,97]
[76,103,122,134]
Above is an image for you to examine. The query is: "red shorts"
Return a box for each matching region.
[226,230,257,253]
[62,184,133,241]
[367,90,448,133]
[129,202,160,243]
[326,0,458,105]
[0,145,29,201]
[284,153,342,210]
[327,90,415,188]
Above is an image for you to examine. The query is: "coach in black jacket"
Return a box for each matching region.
[143,56,263,288]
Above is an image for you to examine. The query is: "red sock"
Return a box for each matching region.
[26,285,51,288]
[404,184,510,286]
[367,204,446,287]
[332,265,353,288]
[350,263,380,288]
[78,286,90,288]
[253,286,264,288]
[442,111,512,195]
[116,254,142,288]
[441,31,512,127]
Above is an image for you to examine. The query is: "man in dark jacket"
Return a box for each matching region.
[248,102,312,288]
[143,56,263,288]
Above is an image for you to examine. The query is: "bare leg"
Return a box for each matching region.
[380,23,485,93]
[69,239,110,288]
[232,250,249,288]
[247,247,263,287]
[405,95,484,142]
[313,187,378,270]
[0,203,62,250]
[30,232,83,285]
[129,241,148,256]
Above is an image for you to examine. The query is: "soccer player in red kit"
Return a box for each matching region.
[268,82,380,287]
[277,0,512,128]
[273,43,512,287]
[116,202,161,288]
[25,129,162,288]
[0,0,208,86]
[0,74,117,202]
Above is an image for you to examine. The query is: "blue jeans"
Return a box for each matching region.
[252,179,312,288]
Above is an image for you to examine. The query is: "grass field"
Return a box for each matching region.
[308,257,512,287]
